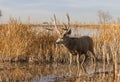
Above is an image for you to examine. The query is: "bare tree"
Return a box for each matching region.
[0,10,2,17]
[0,10,2,23]
[98,10,112,24]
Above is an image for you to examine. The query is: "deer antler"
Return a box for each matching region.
[53,14,61,35]
[62,14,70,31]
[66,13,70,29]
[44,14,71,35]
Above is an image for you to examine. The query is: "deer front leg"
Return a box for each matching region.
[77,54,80,66]
[80,54,86,73]
[69,52,73,76]
[69,52,72,65]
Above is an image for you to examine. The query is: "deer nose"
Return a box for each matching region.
[56,38,63,44]
[56,40,60,44]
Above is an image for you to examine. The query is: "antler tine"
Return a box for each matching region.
[62,23,68,30]
[53,14,61,35]
[66,13,70,29]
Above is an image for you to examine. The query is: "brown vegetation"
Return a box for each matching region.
[0,20,119,64]
[0,20,69,63]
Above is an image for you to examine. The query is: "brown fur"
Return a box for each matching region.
[56,35,95,61]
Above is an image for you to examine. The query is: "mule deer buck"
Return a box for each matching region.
[46,14,96,72]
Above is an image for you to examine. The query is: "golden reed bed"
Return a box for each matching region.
[0,19,120,81]
[0,20,119,63]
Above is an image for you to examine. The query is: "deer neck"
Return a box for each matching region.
[63,38,73,50]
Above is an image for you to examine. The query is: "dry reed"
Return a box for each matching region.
[0,19,119,65]
[0,19,120,81]
[0,19,69,63]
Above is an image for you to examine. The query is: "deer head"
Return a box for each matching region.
[44,14,71,44]
[55,14,72,44]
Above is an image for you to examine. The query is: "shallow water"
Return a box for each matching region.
[0,60,119,82]
[34,26,101,36]
[71,27,100,36]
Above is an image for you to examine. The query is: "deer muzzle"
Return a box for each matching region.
[56,38,63,44]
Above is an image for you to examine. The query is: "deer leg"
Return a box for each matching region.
[76,54,81,76]
[69,53,72,65]
[87,51,96,73]
[90,52,96,64]
[80,54,86,73]
[91,52,96,73]
[77,54,80,65]
[69,53,73,76]
[92,52,96,63]
[93,54,97,73]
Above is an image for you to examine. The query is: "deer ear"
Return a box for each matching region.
[67,29,71,35]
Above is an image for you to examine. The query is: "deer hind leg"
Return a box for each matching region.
[87,51,96,72]
[92,52,96,63]
[91,52,96,64]
[87,51,96,63]
[92,52,96,73]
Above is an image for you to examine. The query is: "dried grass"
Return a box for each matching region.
[0,20,119,66]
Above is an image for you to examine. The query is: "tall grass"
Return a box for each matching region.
[0,20,119,65]
[93,24,120,81]
[0,20,36,62]
[0,20,69,63]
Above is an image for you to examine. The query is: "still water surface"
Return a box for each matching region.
[0,59,116,82]
[34,27,101,36]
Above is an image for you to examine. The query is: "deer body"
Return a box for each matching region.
[59,36,94,57]
[56,33,95,62]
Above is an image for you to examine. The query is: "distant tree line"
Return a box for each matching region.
[98,10,112,24]
[0,10,1,16]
